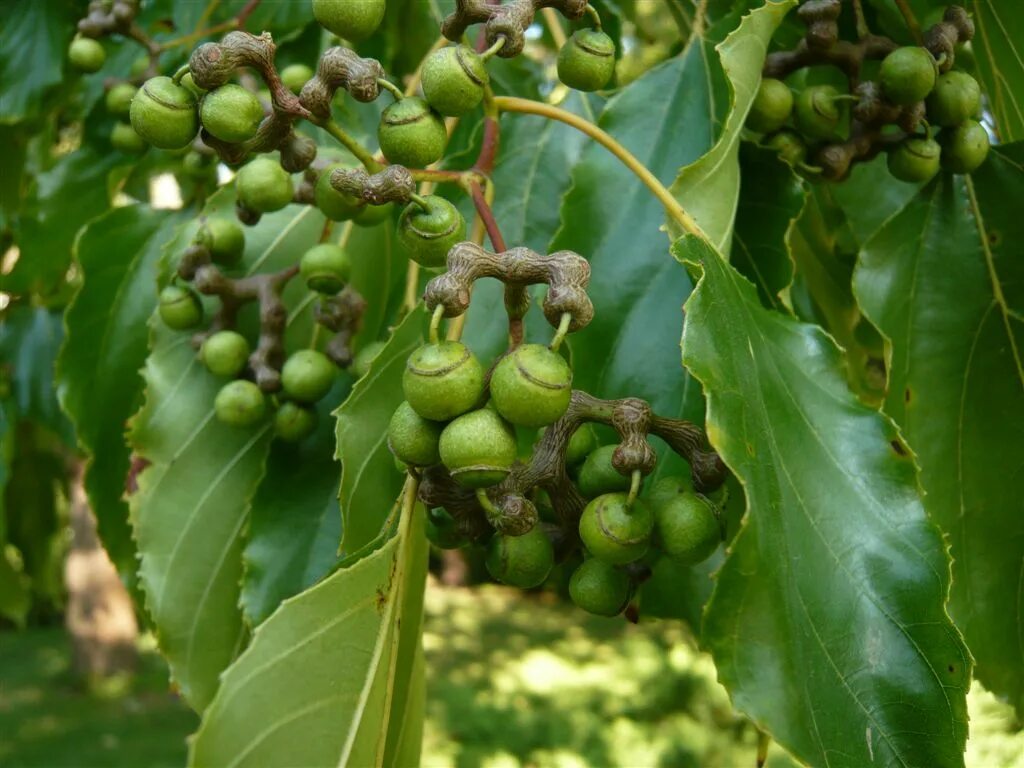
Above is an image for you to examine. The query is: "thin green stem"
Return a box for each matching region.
[322,119,384,173]
[894,0,924,44]
[171,64,190,84]
[429,304,445,344]
[481,37,506,61]
[377,77,405,101]
[549,312,572,352]
[409,192,432,212]
[584,4,603,29]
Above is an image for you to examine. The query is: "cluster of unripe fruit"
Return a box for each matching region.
[388,333,722,617]
[748,4,989,183]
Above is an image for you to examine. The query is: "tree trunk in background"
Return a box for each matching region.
[64,468,138,677]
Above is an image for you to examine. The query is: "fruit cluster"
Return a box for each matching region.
[388,243,727,616]
[748,3,989,182]
[158,216,371,443]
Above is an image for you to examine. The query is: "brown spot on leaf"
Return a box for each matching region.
[904,388,912,404]
[988,230,1002,247]
[891,439,907,456]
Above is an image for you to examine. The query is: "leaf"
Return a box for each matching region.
[130,196,327,712]
[971,0,1024,142]
[336,306,426,554]
[58,205,186,570]
[669,0,797,251]
[854,144,1024,716]
[730,142,803,309]
[189,489,429,768]
[0,0,77,124]
[0,546,30,628]
[678,235,970,768]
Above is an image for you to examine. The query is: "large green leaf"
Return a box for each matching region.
[130,198,326,712]
[669,0,796,251]
[854,145,1024,716]
[678,236,970,767]
[189,486,429,768]
[971,0,1024,142]
[0,306,70,439]
[59,205,186,570]
[335,305,425,554]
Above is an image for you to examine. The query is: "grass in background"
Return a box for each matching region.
[1,583,1021,767]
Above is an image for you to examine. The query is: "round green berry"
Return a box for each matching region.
[200,330,250,378]
[422,45,489,116]
[880,46,937,106]
[281,349,336,403]
[69,37,106,73]
[425,507,464,549]
[105,83,137,118]
[557,29,615,92]
[315,163,365,221]
[490,344,572,428]
[214,379,266,427]
[388,401,443,467]
[312,0,385,41]
[236,157,294,213]
[569,558,631,616]
[485,528,554,588]
[747,78,794,134]
[439,408,518,488]
[300,243,351,294]
[794,84,843,141]
[579,493,653,565]
[158,285,202,330]
[274,401,318,442]
[398,196,466,269]
[378,97,447,168]
[352,340,385,378]
[280,63,314,94]
[403,341,484,421]
[200,218,245,266]
[201,84,264,143]
[111,122,147,154]
[130,76,199,150]
[888,136,941,183]
[939,119,990,173]
[926,71,981,126]
[765,129,807,165]
[654,493,720,564]
[577,444,630,498]
[645,474,694,512]
[558,424,598,466]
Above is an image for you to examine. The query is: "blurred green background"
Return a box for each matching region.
[2,581,1022,768]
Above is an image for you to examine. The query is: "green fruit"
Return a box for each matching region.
[69,37,106,73]
[274,401,318,442]
[794,85,843,141]
[645,474,694,512]
[557,29,615,92]
[939,119,990,173]
[388,401,443,467]
[569,558,631,616]
[280,63,314,94]
[200,330,250,377]
[236,157,294,213]
[281,349,336,403]
[315,163,365,221]
[352,341,385,378]
[485,528,554,588]
[577,445,630,498]
[654,493,720,564]
[879,46,937,106]
[214,379,266,427]
[747,78,794,134]
[398,196,466,269]
[579,493,653,565]
[765,129,807,165]
[887,136,941,183]
[554,424,598,466]
[354,202,394,226]
[110,122,147,154]
[105,83,137,117]
[200,218,245,266]
[425,507,464,549]
[403,341,484,421]
[158,285,202,330]
[926,71,981,126]
[300,243,351,294]
[439,408,518,488]
[312,0,385,41]
[490,344,572,428]
[201,84,264,143]
[378,97,447,168]
[130,76,199,150]
[422,45,489,116]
